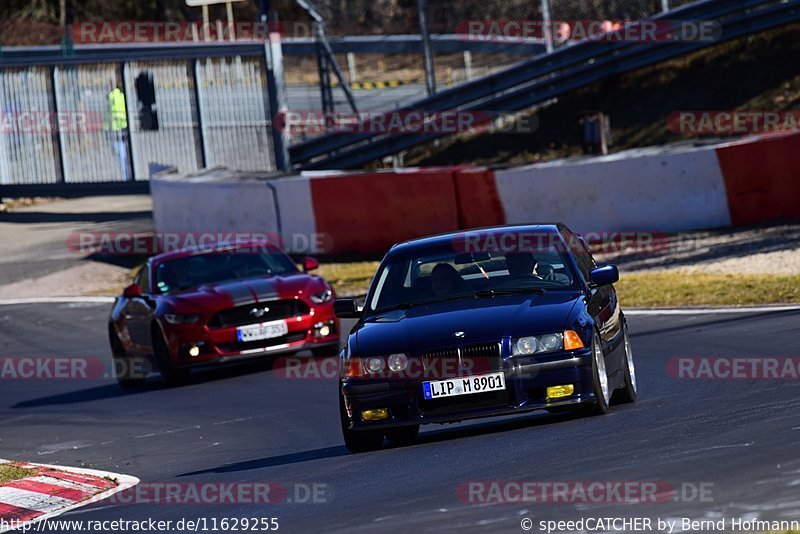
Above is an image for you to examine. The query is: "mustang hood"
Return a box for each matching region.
[162,274,322,313]
[354,291,583,356]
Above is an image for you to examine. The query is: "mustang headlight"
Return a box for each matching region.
[513,333,565,355]
[163,313,201,325]
[310,289,333,304]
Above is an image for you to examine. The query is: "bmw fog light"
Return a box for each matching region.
[361,408,389,421]
[188,345,201,358]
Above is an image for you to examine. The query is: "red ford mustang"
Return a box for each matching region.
[108,242,340,386]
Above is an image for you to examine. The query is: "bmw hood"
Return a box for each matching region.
[354,291,584,356]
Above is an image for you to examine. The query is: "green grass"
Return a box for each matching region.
[617,273,800,308]
[0,464,35,485]
[97,260,800,307]
[317,261,381,297]
[318,262,800,307]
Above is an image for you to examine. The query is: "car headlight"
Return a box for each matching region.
[513,333,565,355]
[310,289,333,304]
[163,313,201,325]
[387,353,409,372]
[364,357,385,374]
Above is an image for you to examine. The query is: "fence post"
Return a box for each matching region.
[541,0,554,54]
[264,32,291,172]
[418,0,437,95]
[191,59,208,169]
[50,66,67,183]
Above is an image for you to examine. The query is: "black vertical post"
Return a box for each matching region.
[316,23,334,120]
[49,67,66,184]
[191,59,207,169]
[120,63,136,181]
[418,0,436,95]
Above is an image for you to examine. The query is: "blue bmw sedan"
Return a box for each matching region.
[334,224,637,452]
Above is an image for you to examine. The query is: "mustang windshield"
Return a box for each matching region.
[368,238,579,314]
[154,251,298,294]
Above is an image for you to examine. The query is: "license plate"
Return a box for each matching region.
[236,320,288,342]
[422,372,506,400]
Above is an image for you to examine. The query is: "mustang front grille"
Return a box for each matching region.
[208,299,310,329]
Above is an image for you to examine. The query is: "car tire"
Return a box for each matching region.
[152,329,189,387]
[109,327,145,389]
[339,392,383,453]
[579,331,610,416]
[385,425,420,445]
[611,323,638,404]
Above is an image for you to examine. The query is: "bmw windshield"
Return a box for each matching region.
[366,232,580,315]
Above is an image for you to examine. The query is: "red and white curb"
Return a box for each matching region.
[0,460,138,532]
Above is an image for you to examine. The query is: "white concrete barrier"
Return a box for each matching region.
[494,145,733,232]
[151,167,281,237]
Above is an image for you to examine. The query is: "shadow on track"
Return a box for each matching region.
[11,358,282,408]
[177,409,609,477]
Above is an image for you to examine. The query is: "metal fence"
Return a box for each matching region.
[0,47,281,191]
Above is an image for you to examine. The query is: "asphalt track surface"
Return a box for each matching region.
[1,302,799,533]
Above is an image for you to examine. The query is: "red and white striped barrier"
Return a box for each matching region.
[0,460,138,532]
[151,131,800,255]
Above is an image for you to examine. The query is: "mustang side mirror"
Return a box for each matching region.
[589,265,619,287]
[334,298,361,319]
[123,283,143,299]
[303,256,320,272]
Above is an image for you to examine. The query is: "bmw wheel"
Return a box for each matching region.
[613,323,638,404]
[584,331,610,415]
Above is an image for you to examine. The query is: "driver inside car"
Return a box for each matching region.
[505,252,542,280]
[430,263,466,296]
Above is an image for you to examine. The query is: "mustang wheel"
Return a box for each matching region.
[339,392,384,453]
[385,425,420,445]
[153,329,189,386]
[110,327,145,388]
[612,323,638,404]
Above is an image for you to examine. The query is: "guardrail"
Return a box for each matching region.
[290,0,800,169]
[0,35,544,68]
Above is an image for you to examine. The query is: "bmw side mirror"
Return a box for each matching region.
[303,256,320,272]
[334,298,361,319]
[123,283,143,298]
[590,265,619,287]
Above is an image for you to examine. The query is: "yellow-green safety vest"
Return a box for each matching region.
[107,88,127,131]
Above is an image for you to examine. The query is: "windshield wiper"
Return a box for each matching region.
[474,287,545,298]
[375,293,477,313]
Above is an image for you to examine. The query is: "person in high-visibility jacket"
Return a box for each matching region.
[106,84,131,181]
